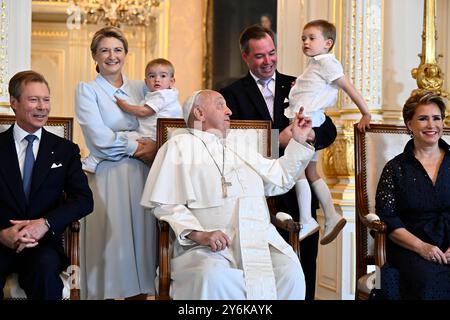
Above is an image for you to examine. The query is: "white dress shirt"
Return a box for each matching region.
[250,71,276,118]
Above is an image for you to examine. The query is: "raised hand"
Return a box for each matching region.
[291,107,313,145]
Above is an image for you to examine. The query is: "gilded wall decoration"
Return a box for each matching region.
[0,0,8,100]
[322,120,355,178]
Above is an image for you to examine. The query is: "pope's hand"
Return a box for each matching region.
[188,230,231,252]
[291,107,313,144]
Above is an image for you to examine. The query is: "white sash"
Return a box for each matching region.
[238,197,277,300]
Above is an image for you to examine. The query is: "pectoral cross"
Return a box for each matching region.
[221,176,232,198]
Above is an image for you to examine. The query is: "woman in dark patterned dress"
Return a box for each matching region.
[376,91,450,299]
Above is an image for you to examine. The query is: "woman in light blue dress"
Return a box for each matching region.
[76,27,156,299]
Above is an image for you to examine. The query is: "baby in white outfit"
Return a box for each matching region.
[82,58,182,173]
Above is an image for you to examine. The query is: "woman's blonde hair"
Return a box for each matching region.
[403,91,446,125]
[90,27,128,73]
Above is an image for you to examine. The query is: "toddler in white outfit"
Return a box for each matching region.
[284,20,371,245]
[82,58,182,173]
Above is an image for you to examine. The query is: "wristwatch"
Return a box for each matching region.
[44,218,54,235]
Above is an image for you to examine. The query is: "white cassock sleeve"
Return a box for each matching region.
[153,204,205,246]
[232,138,315,196]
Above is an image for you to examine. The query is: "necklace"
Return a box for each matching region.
[189,130,232,198]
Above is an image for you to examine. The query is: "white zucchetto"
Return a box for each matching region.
[182,90,202,123]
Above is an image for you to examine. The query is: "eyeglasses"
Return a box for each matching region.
[97,47,125,55]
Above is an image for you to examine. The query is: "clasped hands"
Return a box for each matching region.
[420,242,450,265]
[0,218,49,253]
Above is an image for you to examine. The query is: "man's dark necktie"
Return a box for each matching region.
[23,134,37,201]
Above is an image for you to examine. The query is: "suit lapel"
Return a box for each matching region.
[30,129,56,199]
[273,72,293,129]
[0,126,27,213]
[243,73,273,121]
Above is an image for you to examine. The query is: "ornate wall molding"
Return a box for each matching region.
[1,0,32,112]
[32,30,69,37]
[338,0,382,113]
[0,0,8,103]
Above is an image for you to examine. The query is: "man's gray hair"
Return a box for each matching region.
[182,90,202,123]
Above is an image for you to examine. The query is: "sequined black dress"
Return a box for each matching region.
[376,139,450,299]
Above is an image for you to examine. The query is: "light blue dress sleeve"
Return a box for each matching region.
[75,81,139,160]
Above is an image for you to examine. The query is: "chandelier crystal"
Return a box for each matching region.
[67,0,161,28]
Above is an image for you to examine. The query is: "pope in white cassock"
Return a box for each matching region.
[140,89,315,300]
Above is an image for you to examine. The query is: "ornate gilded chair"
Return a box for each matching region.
[155,118,301,300]
[354,123,450,299]
[0,115,80,300]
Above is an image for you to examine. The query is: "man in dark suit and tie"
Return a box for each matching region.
[220,25,337,300]
[0,70,93,299]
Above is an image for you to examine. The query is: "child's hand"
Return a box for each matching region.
[115,96,128,110]
[357,114,371,133]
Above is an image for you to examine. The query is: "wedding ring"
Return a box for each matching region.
[215,239,221,246]
[431,257,437,262]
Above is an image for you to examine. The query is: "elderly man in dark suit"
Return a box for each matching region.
[220,25,337,300]
[0,70,93,299]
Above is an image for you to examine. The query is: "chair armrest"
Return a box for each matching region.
[360,213,387,267]
[63,220,80,300]
[266,197,300,257]
[271,214,300,232]
[374,229,387,267]
[361,213,387,233]
[270,214,301,257]
[64,221,80,265]
[157,220,171,300]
